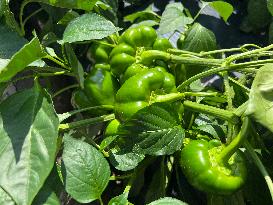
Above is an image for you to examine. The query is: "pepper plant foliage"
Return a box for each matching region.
[1,0,273,205]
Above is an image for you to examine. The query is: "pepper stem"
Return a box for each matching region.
[183,100,239,124]
[140,50,224,67]
[217,117,250,164]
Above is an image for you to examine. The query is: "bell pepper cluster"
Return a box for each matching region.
[72,25,247,195]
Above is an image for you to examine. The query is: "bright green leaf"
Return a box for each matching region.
[158,2,193,35]
[246,64,273,132]
[63,13,121,43]
[124,4,160,23]
[0,85,59,205]
[181,23,217,52]
[62,134,110,203]
[207,1,234,22]
[119,103,184,156]
[129,20,159,28]
[32,0,98,11]
[147,197,188,205]
[57,10,80,25]
[0,36,46,82]
[108,193,128,205]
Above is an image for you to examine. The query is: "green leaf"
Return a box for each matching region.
[246,64,273,132]
[32,0,98,11]
[62,134,110,203]
[57,10,80,25]
[0,85,59,205]
[64,43,84,88]
[194,114,227,139]
[0,24,27,59]
[129,20,159,28]
[119,103,184,156]
[158,2,193,35]
[124,4,160,23]
[181,23,217,52]
[63,13,121,43]
[1,1,22,35]
[32,186,60,205]
[108,193,128,205]
[0,187,15,205]
[109,143,145,171]
[268,0,273,16]
[145,159,166,203]
[0,36,46,82]
[241,0,271,31]
[147,197,188,205]
[207,1,234,22]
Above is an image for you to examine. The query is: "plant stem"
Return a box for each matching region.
[183,100,239,124]
[44,55,71,70]
[228,77,250,93]
[223,72,234,143]
[110,173,133,181]
[99,197,104,205]
[140,50,224,67]
[226,44,273,64]
[151,92,185,104]
[22,8,43,27]
[19,0,31,35]
[244,141,273,201]
[52,84,79,98]
[59,113,115,131]
[217,117,250,164]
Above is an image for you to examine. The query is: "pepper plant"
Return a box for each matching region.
[1,0,273,205]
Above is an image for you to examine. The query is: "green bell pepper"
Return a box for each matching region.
[115,68,177,121]
[109,25,172,81]
[180,139,247,195]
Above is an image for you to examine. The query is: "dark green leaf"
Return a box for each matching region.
[194,114,227,139]
[108,193,128,205]
[0,36,46,82]
[207,1,234,22]
[268,0,273,16]
[145,159,166,203]
[246,64,273,132]
[0,24,27,59]
[242,0,271,31]
[32,186,60,205]
[158,2,193,35]
[62,134,110,203]
[0,85,59,205]
[1,1,22,34]
[109,140,145,171]
[119,103,184,156]
[57,10,80,25]
[64,43,84,88]
[63,13,121,43]
[32,0,98,11]
[147,197,188,205]
[124,4,160,23]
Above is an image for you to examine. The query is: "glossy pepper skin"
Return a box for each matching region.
[115,68,177,121]
[180,140,247,195]
[72,65,119,115]
[109,25,172,81]
[84,65,119,106]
